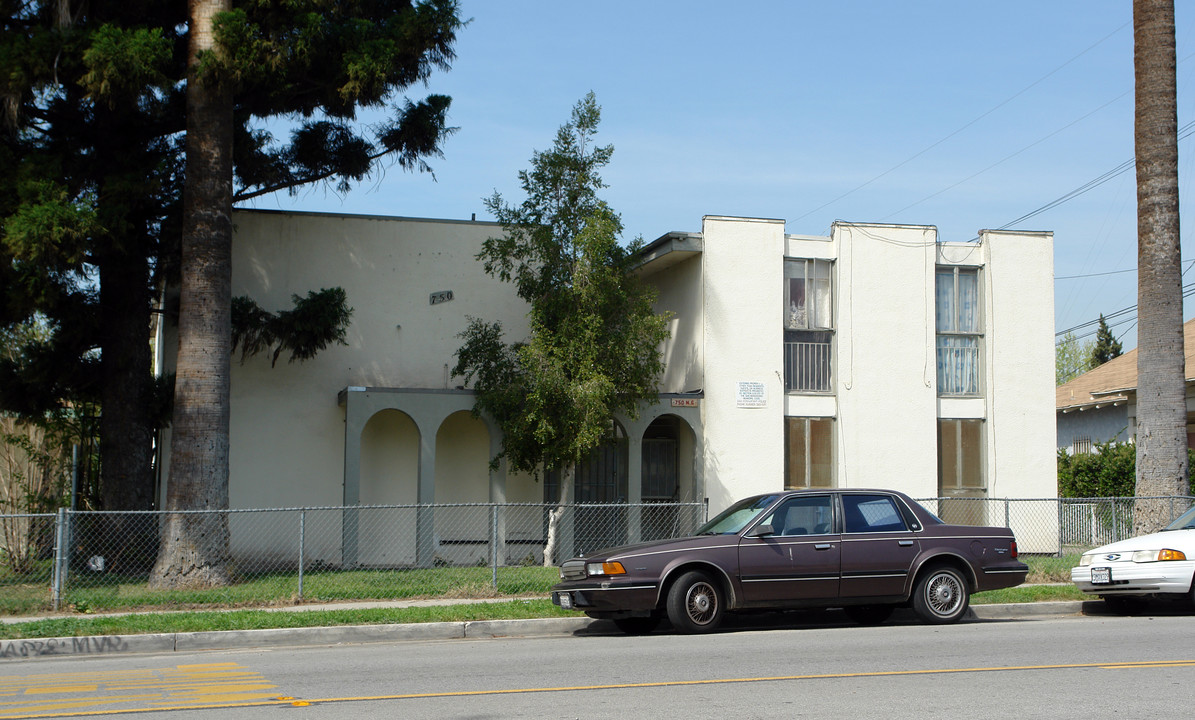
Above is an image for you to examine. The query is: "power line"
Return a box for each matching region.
[792,22,1129,225]
[1058,257,1195,281]
[1056,267,1135,280]
[1056,282,1195,340]
[999,119,1195,235]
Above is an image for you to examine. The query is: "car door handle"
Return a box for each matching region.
[814,543,833,550]
[898,540,914,547]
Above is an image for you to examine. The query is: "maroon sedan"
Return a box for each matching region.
[550,489,1028,634]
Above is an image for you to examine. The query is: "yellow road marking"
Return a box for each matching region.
[0,658,1191,718]
[0,662,276,718]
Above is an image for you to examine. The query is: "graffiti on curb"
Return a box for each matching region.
[1,635,129,659]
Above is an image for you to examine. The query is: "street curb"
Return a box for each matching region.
[0,602,1083,660]
[970,600,1084,619]
[0,617,597,660]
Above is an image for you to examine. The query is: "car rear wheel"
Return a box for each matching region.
[666,570,724,634]
[912,565,969,624]
[844,605,894,625]
[613,615,662,635]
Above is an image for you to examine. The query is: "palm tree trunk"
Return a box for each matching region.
[1133,0,1189,534]
[150,0,234,588]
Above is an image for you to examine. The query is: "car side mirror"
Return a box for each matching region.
[748,524,775,537]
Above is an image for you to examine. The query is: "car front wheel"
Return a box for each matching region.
[912,565,970,624]
[666,570,724,634]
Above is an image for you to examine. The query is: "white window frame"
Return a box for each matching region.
[935,266,983,396]
[784,258,834,394]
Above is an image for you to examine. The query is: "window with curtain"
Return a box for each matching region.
[784,259,833,392]
[935,267,982,395]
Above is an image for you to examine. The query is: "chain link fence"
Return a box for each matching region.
[0,502,705,615]
[1,496,1192,616]
[917,495,1195,580]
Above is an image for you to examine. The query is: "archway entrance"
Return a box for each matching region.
[641,414,696,540]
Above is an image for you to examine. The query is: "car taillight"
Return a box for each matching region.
[1010,540,1018,559]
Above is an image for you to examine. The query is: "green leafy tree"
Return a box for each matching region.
[2,3,179,531]
[1090,315,1124,366]
[1,2,462,586]
[1056,332,1095,385]
[453,94,671,565]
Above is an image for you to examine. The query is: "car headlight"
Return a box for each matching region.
[1079,554,1093,566]
[1132,549,1187,563]
[586,561,627,577]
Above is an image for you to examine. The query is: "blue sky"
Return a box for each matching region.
[241,1,1195,351]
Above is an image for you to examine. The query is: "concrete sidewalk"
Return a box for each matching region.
[0,600,1087,661]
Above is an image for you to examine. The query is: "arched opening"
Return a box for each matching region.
[433,411,493,566]
[434,411,491,504]
[358,408,418,566]
[642,414,698,540]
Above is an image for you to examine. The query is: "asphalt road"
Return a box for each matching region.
[0,609,1191,719]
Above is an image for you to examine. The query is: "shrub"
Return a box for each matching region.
[1058,440,1195,497]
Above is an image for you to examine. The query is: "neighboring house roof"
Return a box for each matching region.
[1056,317,1195,413]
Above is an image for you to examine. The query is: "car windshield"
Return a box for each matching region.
[1163,505,1195,531]
[695,494,784,535]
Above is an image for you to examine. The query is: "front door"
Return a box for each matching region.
[738,494,839,604]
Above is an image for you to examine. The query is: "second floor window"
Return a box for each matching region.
[935,267,981,395]
[784,259,833,392]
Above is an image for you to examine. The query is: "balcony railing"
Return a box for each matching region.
[936,340,980,395]
[784,341,832,392]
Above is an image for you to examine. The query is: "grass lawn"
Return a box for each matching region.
[0,566,563,616]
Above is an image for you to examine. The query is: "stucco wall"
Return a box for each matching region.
[980,229,1057,501]
[834,223,940,496]
[648,254,704,394]
[162,210,534,511]
[699,217,787,510]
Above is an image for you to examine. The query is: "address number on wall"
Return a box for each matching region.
[429,290,454,305]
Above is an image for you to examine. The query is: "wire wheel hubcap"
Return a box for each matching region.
[686,582,718,624]
[927,573,962,616]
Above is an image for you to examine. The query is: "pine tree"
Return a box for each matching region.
[1090,315,1124,366]
[2,1,463,585]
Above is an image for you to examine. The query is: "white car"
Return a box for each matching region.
[1071,504,1195,613]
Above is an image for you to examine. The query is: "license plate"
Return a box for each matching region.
[1090,567,1112,584]
[557,592,573,609]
